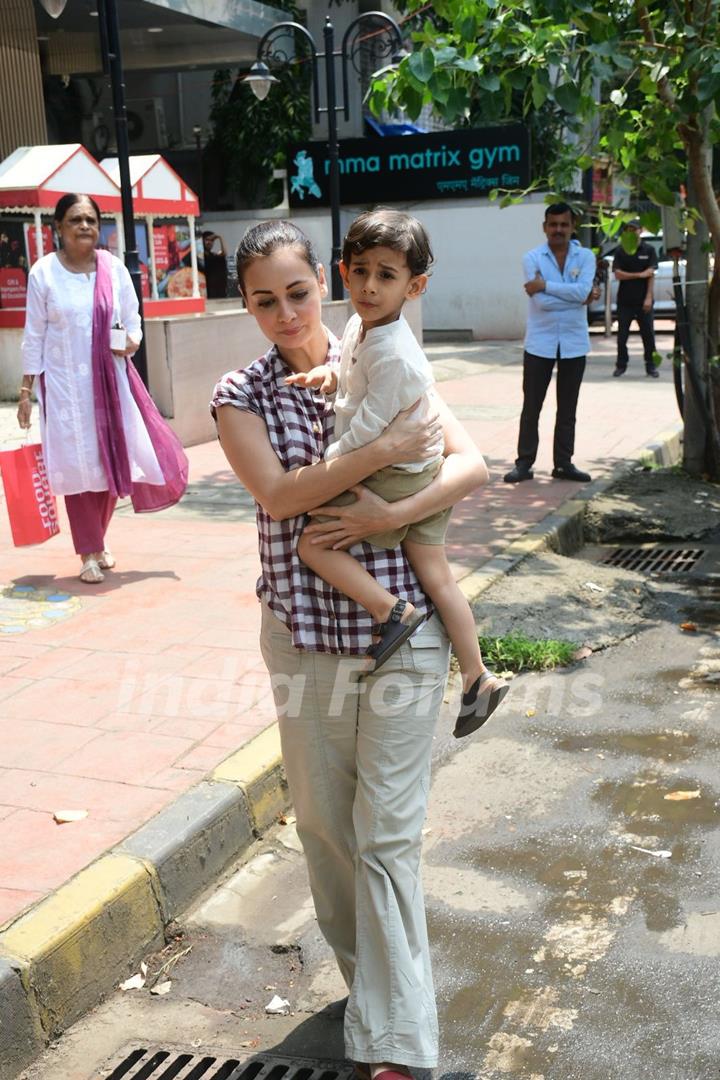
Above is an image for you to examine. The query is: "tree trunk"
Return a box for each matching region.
[683,132,717,476]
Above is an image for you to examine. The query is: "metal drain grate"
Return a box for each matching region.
[600,545,705,574]
[103,1048,356,1080]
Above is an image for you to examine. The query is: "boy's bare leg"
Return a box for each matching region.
[297,532,415,626]
[403,538,491,692]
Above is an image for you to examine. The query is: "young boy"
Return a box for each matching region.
[290,209,507,737]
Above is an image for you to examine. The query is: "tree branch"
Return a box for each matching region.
[635,1,678,112]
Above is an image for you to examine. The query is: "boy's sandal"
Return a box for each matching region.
[79,558,104,584]
[453,671,509,739]
[98,549,115,570]
[355,1070,412,1080]
[365,599,423,673]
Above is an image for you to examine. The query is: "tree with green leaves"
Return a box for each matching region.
[208,60,310,209]
[369,0,720,477]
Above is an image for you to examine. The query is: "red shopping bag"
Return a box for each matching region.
[0,443,60,546]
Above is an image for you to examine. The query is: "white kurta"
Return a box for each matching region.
[21,252,163,496]
[325,312,444,471]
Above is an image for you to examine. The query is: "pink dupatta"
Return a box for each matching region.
[92,249,188,512]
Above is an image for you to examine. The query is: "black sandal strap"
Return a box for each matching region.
[370,599,408,637]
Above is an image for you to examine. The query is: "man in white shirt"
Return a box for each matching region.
[504,202,596,484]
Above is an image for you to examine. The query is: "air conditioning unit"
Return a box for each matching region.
[125,98,169,150]
[92,98,169,153]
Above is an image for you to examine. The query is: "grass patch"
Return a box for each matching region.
[478,631,578,673]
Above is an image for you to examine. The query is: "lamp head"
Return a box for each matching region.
[38,0,68,14]
[243,61,279,102]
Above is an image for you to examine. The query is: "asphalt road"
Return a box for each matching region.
[18,543,720,1080]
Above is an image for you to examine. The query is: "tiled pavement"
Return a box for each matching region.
[0,327,681,927]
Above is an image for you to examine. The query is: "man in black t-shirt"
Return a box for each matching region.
[202,231,228,299]
[612,222,659,378]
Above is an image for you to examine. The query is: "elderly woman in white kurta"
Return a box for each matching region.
[17,193,187,583]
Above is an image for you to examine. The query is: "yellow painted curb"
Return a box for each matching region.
[553,499,585,519]
[212,724,289,832]
[0,854,163,1037]
[459,571,498,603]
[505,535,548,555]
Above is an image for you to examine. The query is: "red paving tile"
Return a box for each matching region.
[174,743,237,772]
[0,887,43,928]
[9,646,93,680]
[205,720,274,749]
[0,678,121,724]
[148,766,206,791]
[0,655,27,676]
[0,719,99,770]
[0,675,31,702]
[0,808,130,893]
[59,730,195,784]
[0,770,170,823]
[0,336,681,913]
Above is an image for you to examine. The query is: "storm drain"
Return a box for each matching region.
[600,545,705,574]
[103,1047,355,1080]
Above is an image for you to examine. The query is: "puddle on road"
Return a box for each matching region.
[676,577,720,631]
[556,729,699,761]
[593,773,719,835]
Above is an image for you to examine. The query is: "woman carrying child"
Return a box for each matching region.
[212,218,487,1078]
[293,209,508,734]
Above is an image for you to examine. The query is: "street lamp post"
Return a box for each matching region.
[39,0,148,383]
[245,13,404,300]
[96,0,148,385]
[192,125,204,210]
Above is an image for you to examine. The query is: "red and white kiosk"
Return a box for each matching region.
[101,154,204,317]
[0,143,122,327]
[0,143,205,327]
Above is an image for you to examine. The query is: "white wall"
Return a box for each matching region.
[412,199,546,338]
[203,197,548,338]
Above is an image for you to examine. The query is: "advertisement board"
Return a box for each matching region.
[151,224,205,299]
[0,222,29,309]
[100,222,151,299]
[287,125,530,208]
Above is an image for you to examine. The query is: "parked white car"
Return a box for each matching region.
[588,235,686,324]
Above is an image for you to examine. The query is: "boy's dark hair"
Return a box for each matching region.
[544,201,575,220]
[53,193,102,226]
[235,220,320,293]
[342,208,433,276]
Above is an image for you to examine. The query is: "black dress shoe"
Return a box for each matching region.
[646,368,660,378]
[503,465,534,483]
[552,464,592,482]
[612,367,626,377]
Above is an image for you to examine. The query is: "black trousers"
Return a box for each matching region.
[516,351,586,470]
[616,305,656,370]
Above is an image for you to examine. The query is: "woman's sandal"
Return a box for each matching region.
[79,557,104,584]
[453,670,509,739]
[365,598,423,673]
[98,550,115,570]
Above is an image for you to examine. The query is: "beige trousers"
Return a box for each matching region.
[259,601,450,1069]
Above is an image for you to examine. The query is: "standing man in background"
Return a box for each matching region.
[201,230,228,299]
[504,202,596,485]
[612,221,659,378]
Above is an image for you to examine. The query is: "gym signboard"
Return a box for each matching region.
[287,125,530,207]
